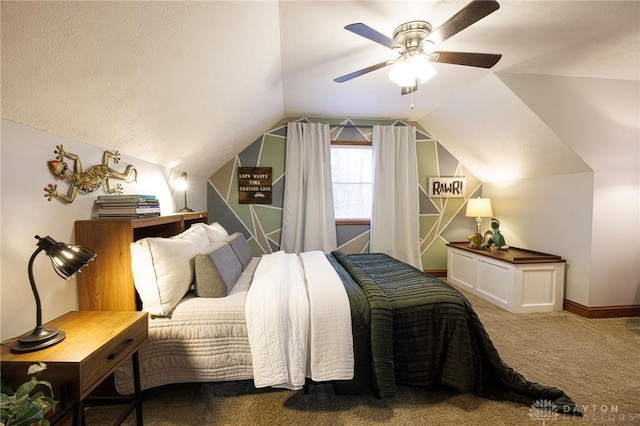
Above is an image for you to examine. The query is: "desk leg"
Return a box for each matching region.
[132,351,143,426]
[72,400,84,426]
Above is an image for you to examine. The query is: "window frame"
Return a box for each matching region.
[330,140,372,226]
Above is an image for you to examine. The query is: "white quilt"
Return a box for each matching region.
[245,251,353,390]
[300,251,354,382]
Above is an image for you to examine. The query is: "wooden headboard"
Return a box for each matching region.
[74,212,208,311]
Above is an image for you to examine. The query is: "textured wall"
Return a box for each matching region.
[207,117,481,271]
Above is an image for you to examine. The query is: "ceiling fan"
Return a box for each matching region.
[334,0,502,95]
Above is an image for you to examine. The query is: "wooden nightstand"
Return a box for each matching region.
[1,311,148,425]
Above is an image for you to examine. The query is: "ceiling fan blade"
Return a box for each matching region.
[428,0,500,44]
[345,23,401,50]
[430,51,502,68]
[334,61,393,83]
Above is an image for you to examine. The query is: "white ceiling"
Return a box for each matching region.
[2,1,639,181]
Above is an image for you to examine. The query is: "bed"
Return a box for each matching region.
[114,222,579,415]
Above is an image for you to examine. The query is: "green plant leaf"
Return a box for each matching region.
[1,392,10,408]
[10,401,44,426]
[26,362,47,376]
[1,363,54,426]
[43,397,56,411]
[30,391,46,406]
[1,380,15,395]
[15,378,37,400]
[35,380,53,398]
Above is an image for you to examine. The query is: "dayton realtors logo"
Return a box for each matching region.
[528,399,638,423]
[528,399,559,425]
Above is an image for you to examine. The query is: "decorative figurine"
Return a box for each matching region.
[44,144,137,203]
[480,218,509,250]
[466,233,485,249]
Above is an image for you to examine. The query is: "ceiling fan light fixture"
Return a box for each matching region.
[388,53,436,87]
[335,1,502,87]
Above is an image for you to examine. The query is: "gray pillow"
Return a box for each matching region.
[224,232,253,270]
[194,242,242,298]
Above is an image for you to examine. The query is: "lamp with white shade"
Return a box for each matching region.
[465,197,493,235]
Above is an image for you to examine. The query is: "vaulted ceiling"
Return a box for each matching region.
[2,1,638,182]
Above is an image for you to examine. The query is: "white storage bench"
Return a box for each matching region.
[446,242,566,313]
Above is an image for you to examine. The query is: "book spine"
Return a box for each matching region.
[95,202,160,209]
[96,194,157,201]
[94,213,161,219]
[97,207,161,214]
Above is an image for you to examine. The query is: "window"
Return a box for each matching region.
[330,143,372,222]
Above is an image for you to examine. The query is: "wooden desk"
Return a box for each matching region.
[1,311,148,425]
[446,242,566,313]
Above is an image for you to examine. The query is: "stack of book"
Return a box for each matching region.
[94,194,160,218]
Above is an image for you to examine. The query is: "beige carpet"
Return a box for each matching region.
[74,287,640,425]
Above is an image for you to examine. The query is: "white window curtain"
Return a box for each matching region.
[282,122,337,253]
[370,125,423,270]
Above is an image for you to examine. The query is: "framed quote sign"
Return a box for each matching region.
[428,177,466,198]
[238,167,272,204]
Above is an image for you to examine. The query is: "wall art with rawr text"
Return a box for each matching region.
[428,177,466,198]
[238,167,272,204]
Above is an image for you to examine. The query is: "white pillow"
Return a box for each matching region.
[193,222,229,243]
[131,225,210,316]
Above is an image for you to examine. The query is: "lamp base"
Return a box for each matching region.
[475,217,484,235]
[11,326,66,353]
[179,207,193,212]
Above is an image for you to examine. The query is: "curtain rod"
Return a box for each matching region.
[329,124,374,129]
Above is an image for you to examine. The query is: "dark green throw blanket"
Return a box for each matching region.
[328,251,580,415]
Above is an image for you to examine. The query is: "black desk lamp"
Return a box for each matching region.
[11,235,96,353]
